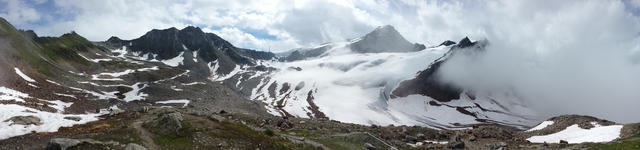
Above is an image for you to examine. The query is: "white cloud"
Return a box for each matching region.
[0,0,41,26]
[631,0,640,9]
[205,27,300,52]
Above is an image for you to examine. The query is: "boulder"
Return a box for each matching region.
[145,110,184,134]
[559,140,568,144]
[63,116,82,121]
[46,138,112,150]
[124,143,147,150]
[277,117,293,129]
[364,143,377,150]
[404,135,417,143]
[4,116,41,126]
[485,142,507,150]
[469,135,476,141]
[447,141,465,149]
[46,138,84,150]
[138,106,149,113]
[416,133,426,140]
[158,112,184,132]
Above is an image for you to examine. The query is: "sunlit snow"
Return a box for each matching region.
[14,68,36,83]
[527,122,623,143]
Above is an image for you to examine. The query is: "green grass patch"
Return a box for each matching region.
[264,129,275,136]
[315,137,364,150]
[93,128,143,145]
[280,129,315,137]
[210,121,319,150]
[35,32,94,66]
[585,134,640,150]
[152,123,195,149]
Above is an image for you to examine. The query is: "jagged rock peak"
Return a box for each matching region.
[106,36,122,43]
[457,37,473,48]
[439,40,456,46]
[350,25,425,53]
[365,25,403,39]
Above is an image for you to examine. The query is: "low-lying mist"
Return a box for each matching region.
[435,1,640,123]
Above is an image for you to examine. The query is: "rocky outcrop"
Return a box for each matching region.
[280,45,331,62]
[4,116,41,126]
[391,37,486,102]
[124,143,148,150]
[144,110,184,135]
[438,40,456,47]
[45,138,121,150]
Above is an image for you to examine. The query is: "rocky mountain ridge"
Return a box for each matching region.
[0,17,638,149]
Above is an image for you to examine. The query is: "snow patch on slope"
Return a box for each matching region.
[527,122,623,143]
[526,121,555,132]
[162,52,185,67]
[14,68,36,83]
[122,83,148,102]
[0,86,30,102]
[156,99,190,107]
[0,104,102,140]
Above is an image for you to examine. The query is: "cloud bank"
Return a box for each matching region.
[437,0,640,123]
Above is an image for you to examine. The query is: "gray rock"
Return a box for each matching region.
[447,141,465,149]
[146,111,184,134]
[4,116,41,126]
[485,142,508,150]
[497,142,507,147]
[46,138,113,150]
[46,138,83,150]
[124,143,147,150]
[416,133,426,140]
[63,116,82,121]
[404,135,417,143]
[364,142,377,150]
[109,109,125,116]
[158,112,184,132]
[138,106,149,113]
[559,140,568,144]
[469,135,476,141]
[277,117,293,129]
[209,114,226,121]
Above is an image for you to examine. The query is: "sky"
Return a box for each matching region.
[3,0,640,123]
[1,0,640,52]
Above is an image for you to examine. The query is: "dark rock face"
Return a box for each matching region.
[283,50,304,62]
[391,37,486,102]
[350,25,425,53]
[107,26,275,75]
[19,30,37,40]
[438,40,456,46]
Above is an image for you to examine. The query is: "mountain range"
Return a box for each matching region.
[0,17,638,149]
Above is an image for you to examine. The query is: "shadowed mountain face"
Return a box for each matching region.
[391,37,486,102]
[125,26,274,62]
[349,25,425,53]
[105,26,275,75]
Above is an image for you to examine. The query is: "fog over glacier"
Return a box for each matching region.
[436,1,640,123]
